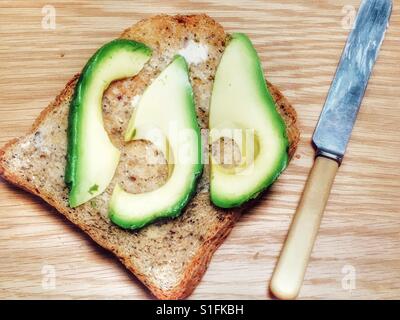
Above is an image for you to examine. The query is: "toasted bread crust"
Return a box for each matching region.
[0,15,299,299]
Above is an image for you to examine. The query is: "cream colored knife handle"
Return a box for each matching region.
[270,156,339,300]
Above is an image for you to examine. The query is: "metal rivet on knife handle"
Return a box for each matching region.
[270,0,392,300]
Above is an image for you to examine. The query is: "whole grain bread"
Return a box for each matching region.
[0,14,300,299]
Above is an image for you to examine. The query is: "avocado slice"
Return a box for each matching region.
[65,39,152,207]
[209,33,288,208]
[109,55,202,230]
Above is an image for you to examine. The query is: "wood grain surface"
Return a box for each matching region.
[0,0,399,300]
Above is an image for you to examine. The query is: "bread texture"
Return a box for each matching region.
[0,14,299,299]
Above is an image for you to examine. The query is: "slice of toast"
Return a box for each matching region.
[0,14,300,299]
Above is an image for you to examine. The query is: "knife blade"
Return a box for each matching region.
[313,0,392,163]
[270,0,392,300]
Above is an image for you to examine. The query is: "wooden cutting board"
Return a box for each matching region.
[0,0,399,299]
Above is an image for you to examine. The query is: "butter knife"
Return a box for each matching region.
[270,0,392,300]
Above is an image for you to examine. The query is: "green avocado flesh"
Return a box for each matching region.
[65,39,152,207]
[209,33,289,208]
[109,55,203,230]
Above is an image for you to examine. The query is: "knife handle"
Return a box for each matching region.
[270,156,339,300]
